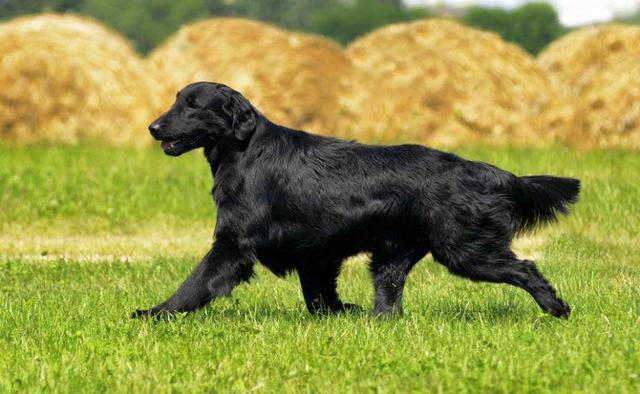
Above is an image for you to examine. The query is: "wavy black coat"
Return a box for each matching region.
[134,82,579,319]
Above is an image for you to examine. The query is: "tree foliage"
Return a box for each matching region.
[0,0,83,16]
[462,2,564,55]
[619,10,640,25]
[79,0,209,53]
[310,0,429,44]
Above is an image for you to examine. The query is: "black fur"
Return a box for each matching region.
[515,176,580,232]
[134,82,580,319]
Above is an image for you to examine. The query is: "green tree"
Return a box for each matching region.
[511,2,564,54]
[215,0,333,31]
[462,2,563,55]
[310,0,430,44]
[0,0,84,19]
[462,6,514,40]
[80,0,209,53]
[619,10,640,24]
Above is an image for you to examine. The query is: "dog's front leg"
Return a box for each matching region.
[131,242,254,318]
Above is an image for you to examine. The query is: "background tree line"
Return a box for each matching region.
[1,0,634,55]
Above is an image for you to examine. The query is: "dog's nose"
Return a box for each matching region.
[148,122,163,137]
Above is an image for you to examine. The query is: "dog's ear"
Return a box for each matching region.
[223,94,256,141]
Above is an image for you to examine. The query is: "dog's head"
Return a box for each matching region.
[148,82,258,156]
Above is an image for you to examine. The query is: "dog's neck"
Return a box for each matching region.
[204,136,239,175]
[204,117,269,176]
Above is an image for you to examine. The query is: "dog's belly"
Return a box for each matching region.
[253,230,362,277]
[255,253,297,277]
[250,215,416,277]
[255,244,361,278]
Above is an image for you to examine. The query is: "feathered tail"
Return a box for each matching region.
[512,175,580,233]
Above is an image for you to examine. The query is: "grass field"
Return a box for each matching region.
[1,144,639,392]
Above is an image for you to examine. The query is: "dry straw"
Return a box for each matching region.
[538,24,640,149]
[342,19,557,146]
[5,14,636,150]
[148,18,353,136]
[0,13,159,146]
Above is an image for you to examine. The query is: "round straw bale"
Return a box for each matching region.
[0,13,159,146]
[538,24,640,149]
[148,18,353,135]
[343,19,556,146]
[538,24,640,92]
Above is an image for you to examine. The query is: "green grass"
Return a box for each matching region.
[1,144,639,392]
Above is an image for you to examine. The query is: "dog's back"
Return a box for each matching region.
[246,125,578,253]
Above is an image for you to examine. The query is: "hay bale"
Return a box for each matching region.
[538,24,640,92]
[148,18,353,135]
[343,19,556,146]
[0,13,159,146]
[538,24,640,149]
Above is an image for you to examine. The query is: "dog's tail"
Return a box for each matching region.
[512,175,580,233]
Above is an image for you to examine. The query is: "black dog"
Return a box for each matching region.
[133,82,579,319]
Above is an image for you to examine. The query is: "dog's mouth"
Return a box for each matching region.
[159,137,199,156]
[160,139,180,152]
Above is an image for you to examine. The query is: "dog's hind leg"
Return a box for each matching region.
[370,247,426,316]
[297,260,359,314]
[131,242,254,318]
[436,249,570,319]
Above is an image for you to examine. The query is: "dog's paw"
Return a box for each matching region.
[130,307,176,320]
[130,308,153,319]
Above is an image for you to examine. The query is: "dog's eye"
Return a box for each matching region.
[186,96,198,108]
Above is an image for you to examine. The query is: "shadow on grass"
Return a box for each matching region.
[128,302,369,326]
[426,300,533,323]
[187,304,369,324]
[132,300,542,326]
